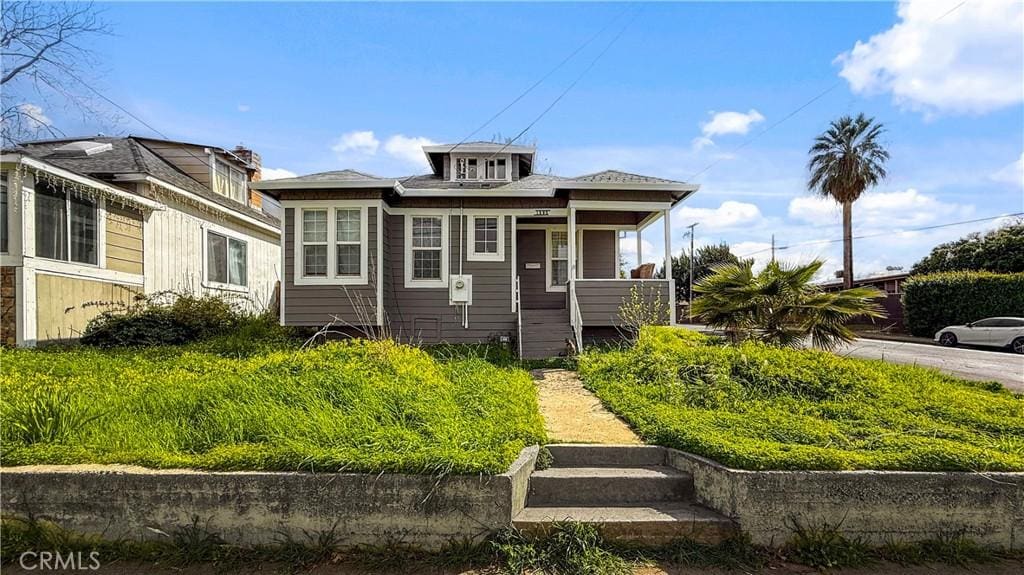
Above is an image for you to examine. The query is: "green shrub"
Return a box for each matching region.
[1,339,546,474]
[578,326,1024,472]
[80,292,290,348]
[902,271,1024,337]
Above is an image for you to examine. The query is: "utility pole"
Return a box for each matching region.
[686,222,699,322]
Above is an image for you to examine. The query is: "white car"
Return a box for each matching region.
[935,317,1024,354]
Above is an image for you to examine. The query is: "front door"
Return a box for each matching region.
[516,229,566,309]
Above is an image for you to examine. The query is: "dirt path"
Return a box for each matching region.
[531,368,640,444]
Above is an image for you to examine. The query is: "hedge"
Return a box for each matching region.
[902,271,1024,337]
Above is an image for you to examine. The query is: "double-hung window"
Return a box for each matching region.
[405,215,448,288]
[213,160,246,203]
[35,182,98,265]
[485,158,507,180]
[468,215,504,261]
[547,229,569,292]
[455,157,479,180]
[206,231,247,288]
[295,205,368,285]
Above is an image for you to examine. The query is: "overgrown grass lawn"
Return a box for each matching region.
[1,339,546,474]
[579,327,1024,471]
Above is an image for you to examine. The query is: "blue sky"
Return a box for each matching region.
[33,1,1024,278]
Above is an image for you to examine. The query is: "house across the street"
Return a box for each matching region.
[1,136,281,346]
[252,142,698,358]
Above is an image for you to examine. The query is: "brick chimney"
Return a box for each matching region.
[233,145,263,209]
[233,145,262,182]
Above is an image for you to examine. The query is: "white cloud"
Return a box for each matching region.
[331,130,380,157]
[384,134,438,168]
[676,200,764,230]
[788,189,973,228]
[260,167,297,181]
[18,103,51,129]
[237,104,251,113]
[700,109,765,137]
[835,0,1024,115]
[990,153,1024,188]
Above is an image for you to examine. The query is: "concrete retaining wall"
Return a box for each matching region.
[0,446,539,550]
[666,449,1024,548]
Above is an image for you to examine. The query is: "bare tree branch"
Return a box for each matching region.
[1,1,115,144]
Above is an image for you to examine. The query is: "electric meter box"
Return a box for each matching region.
[449,274,473,305]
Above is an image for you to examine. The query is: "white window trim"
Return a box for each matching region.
[202,225,249,293]
[450,153,512,182]
[467,214,505,262]
[546,227,569,293]
[404,213,449,289]
[210,155,247,204]
[291,202,370,286]
[33,186,106,270]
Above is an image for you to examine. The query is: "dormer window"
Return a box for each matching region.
[485,158,506,180]
[212,158,246,203]
[452,155,510,181]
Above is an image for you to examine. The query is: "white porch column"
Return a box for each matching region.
[663,208,675,325]
[635,229,642,267]
[568,206,577,279]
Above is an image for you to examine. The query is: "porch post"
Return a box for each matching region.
[635,228,642,268]
[568,206,577,280]
[663,208,675,325]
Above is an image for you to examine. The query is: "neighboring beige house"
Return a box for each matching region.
[1,136,281,346]
[251,142,698,358]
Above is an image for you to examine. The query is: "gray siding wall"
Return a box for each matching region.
[516,229,567,310]
[581,230,616,279]
[283,207,379,326]
[384,214,516,343]
[575,280,671,326]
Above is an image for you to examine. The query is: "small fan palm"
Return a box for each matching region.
[692,259,885,350]
[807,114,889,288]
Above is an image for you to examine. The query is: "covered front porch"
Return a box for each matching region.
[513,200,676,356]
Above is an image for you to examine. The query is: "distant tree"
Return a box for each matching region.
[1,1,114,144]
[911,221,1024,275]
[666,242,740,300]
[807,114,889,289]
[692,259,885,350]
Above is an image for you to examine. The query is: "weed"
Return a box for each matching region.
[785,521,872,568]
[578,326,1024,472]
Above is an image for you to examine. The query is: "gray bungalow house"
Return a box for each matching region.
[251,142,697,358]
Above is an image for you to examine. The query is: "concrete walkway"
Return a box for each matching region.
[531,368,640,444]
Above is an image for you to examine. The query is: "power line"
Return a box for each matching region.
[735,212,1023,259]
[482,5,645,162]
[684,0,971,184]
[445,6,632,155]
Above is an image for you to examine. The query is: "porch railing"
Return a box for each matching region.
[569,280,583,353]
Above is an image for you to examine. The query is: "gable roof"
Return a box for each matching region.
[11,136,278,228]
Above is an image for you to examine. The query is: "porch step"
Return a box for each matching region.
[520,308,573,359]
[513,502,736,545]
[546,444,667,467]
[527,466,693,506]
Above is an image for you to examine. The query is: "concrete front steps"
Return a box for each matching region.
[513,444,735,545]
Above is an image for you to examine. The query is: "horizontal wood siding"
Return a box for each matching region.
[575,280,671,326]
[35,274,141,341]
[105,204,144,274]
[140,141,213,188]
[581,230,616,279]
[282,207,379,326]
[384,214,516,343]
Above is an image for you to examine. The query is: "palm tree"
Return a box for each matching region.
[808,114,889,289]
[692,259,884,350]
